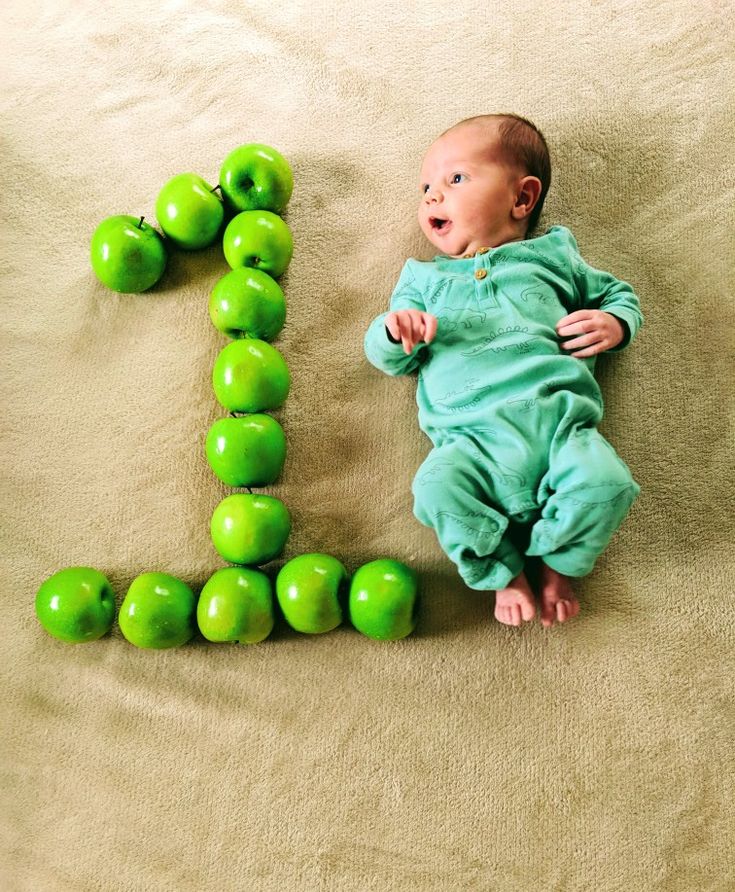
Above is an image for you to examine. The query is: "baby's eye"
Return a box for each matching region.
[451,173,466,185]
[421,184,430,194]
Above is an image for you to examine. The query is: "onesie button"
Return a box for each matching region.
[477,247,489,255]
[474,268,487,280]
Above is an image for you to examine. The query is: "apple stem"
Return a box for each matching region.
[137,216,145,228]
[211,185,222,194]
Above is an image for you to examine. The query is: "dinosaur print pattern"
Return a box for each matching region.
[436,307,487,332]
[460,325,541,357]
[434,378,486,413]
[435,511,502,542]
[519,285,554,305]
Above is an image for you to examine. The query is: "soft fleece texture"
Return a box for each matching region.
[2,1,733,890]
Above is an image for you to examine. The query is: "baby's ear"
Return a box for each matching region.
[512,176,542,221]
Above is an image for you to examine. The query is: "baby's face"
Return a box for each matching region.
[417,125,526,258]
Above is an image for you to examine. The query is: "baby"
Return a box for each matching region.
[364,113,643,628]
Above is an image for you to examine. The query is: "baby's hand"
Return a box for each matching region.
[556,310,625,358]
[385,310,438,355]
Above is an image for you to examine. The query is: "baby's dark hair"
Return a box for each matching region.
[446,113,552,234]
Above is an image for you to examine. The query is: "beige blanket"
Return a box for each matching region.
[3,1,734,889]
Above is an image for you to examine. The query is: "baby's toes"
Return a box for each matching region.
[494,604,509,625]
[541,600,557,627]
[495,604,518,626]
[555,598,579,623]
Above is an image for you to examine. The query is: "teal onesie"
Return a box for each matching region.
[364,225,643,590]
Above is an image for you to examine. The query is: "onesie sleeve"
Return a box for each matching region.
[566,233,644,352]
[363,260,430,375]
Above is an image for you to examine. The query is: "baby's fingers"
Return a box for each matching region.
[561,332,607,357]
[560,331,601,351]
[388,310,436,354]
[388,311,416,354]
[385,312,414,353]
[556,310,595,334]
[408,313,427,352]
[422,313,438,344]
[385,312,402,342]
[395,312,415,353]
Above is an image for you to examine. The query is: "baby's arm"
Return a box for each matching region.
[364,261,437,376]
[559,242,643,358]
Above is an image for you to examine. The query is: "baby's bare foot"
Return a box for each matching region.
[494,570,536,627]
[539,563,580,627]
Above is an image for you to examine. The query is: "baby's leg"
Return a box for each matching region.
[527,425,640,595]
[411,439,525,596]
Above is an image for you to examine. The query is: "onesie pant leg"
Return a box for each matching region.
[526,424,640,577]
[411,439,525,591]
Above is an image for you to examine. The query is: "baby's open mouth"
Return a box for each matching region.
[430,217,452,233]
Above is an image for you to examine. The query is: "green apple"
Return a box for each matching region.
[276,553,348,634]
[219,143,293,214]
[349,559,419,641]
[210,493,291,566]
[212,338,290,413]
[35,566,115,643]
[205,414,286,487]
[197,567,274,644]
[209,267,286,341]
[118,572,196,649]
[90,215,167,293]
[155,173,224,250]
[222,210,293,278]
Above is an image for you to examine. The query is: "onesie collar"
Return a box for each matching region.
[432,226,567,267]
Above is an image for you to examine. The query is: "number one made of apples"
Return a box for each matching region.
[47,143,422,647]
[207,146,295,570]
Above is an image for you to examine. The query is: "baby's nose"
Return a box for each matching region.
[425,188,442,203]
